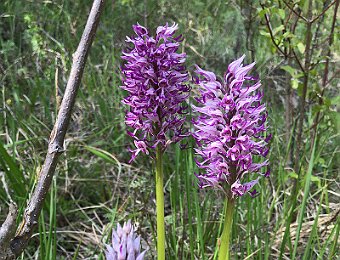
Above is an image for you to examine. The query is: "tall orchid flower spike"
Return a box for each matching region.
[105,220,147,260]
[192,55,270,259]
[120,23,190,260]
[121,23,190,162]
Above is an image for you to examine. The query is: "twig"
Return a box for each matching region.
[326,69,340,86]
[260,4,286,57]
[288,6,305,73]
[0,0,105,258]
[284,9,293,36]
[310,0,339,145]
[291,49,305,73]
[0,204,17,260]
[293,0,313,174]
[281,0,308,22]
[311,0,338,23]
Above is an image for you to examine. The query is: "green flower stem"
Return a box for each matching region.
[155,145,165,260]
[218,197,235,260]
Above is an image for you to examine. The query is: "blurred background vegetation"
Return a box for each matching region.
[0,0,339,259]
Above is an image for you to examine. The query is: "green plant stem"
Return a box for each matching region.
[155,145,165,260]
[218,197,235,260]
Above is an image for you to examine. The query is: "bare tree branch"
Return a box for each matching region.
[311,0,338,23]
[0,0,106,258]
[0,204,17,260]
[291,49,305,73]
[311,0,339,144]
[260,4,286,57]
[281,0,308,23]
[294,0,313,176]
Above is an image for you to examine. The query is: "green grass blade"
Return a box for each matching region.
[84,145,122,173]
[328,217,339,259]
[292,133,318,259]
[185,149,195,259]
[318,217,339,259]
[193,186,205,260]
[302,189,324,260]
[0,139,26,198]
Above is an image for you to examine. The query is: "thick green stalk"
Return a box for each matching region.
[218,197,235,260]
[155,145,165,260]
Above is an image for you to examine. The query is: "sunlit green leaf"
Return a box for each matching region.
[297,42,305,54]
[273,25,284,35]
[292,79,299,89]
[259,30,271,37]
[278,9,285,19]
[281,65,295,76]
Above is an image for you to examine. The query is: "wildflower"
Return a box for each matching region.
[121,23,190,161]
[105,220,147,260]
[121,23,190,259]
[192,55,270,198]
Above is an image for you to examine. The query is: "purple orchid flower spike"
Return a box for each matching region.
[121,23,190,161]
[105,220,147,260]
[192,55,270,198]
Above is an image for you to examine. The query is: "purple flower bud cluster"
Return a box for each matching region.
[192,55,270,197]
[105,220,147,260]
[121,23,190,162]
